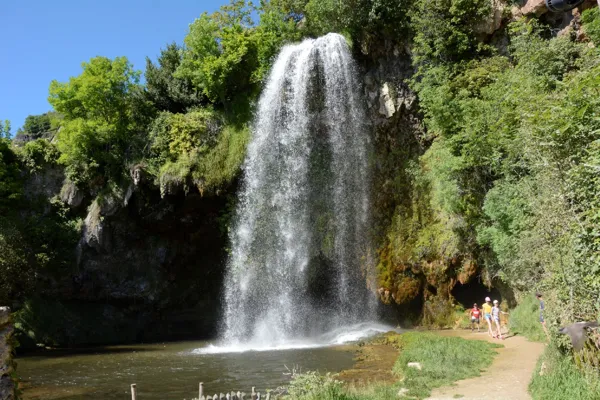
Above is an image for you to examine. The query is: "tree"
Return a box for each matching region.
[176,0,299,119]
[48,56,144,185]
[0,120,11,139]
[145,43,203,113]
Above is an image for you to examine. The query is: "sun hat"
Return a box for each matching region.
[485,297,491,302]
[493,299,499,304]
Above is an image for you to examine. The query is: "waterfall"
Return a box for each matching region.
[221,33,374,348]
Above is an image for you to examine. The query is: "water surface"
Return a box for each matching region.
[17,340,356,400]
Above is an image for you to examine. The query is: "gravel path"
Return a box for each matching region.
[427,331,545,400]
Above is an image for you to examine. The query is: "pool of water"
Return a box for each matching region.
[17,341,356,400]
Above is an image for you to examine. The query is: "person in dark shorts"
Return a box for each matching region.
[470,303,481,332]
[536,292,550,341]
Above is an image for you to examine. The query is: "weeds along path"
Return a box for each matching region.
[427,331,545,400]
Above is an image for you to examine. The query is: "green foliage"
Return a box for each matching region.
[0,120,11,139]
[280,333,499,400]
[410,0,492,68]
[0,138,79,308]
[17,139,61,174]
[0,139,23,210]
[49,56,145,185]
[274,0,410,43]
[0,218,34,306]
[14,298,140,347]
[508,295,546,342]
[148,107,249,196]
[581,7,600,46]
[392,332,500,398]
[145,43,202,113]
[529,345,600,400]
[285,371,346,400]
[22,113,52,135]
[176,0,300,119]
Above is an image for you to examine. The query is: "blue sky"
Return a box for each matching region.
[1,0,227,132]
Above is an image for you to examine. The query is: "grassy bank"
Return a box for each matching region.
[508,295,546,342]
[508,294,600,399]
[284,332,500,400]
[529,345,600,400]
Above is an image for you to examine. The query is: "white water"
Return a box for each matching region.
[217,33,376,352]
[196,323,396,354]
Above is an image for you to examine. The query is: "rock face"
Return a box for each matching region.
[19,164,233,347]
[0,307,15,400]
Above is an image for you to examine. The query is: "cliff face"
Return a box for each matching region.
[17,167,233,347]
[357,35,500,323]
[0,307,15,400]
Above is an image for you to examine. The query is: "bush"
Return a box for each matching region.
[509,295,546,342]
[529,345,600,400]
[285,371,347,400]
[582,7,600,45]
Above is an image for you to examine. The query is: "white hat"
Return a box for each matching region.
[493,299,499,304]
[485,297,491,302]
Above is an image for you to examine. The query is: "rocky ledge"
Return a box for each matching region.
[0,307,15,400]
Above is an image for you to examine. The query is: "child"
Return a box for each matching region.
[482,297,494,338]
[470,303,481,332]
[492,300,507,340]
[536,292,550,341]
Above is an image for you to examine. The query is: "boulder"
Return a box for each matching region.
[474,0,505,35]
[521,0,548,16]
[60,180,84,208]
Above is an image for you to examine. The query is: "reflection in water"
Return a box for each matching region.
[17,341,356,400]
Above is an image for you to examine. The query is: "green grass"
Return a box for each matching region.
[529,345,600,400]
[509,295,546,342]
[284,332,500,400]
[392,332,501,398]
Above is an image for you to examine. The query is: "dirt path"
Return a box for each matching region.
[427,331,545,400]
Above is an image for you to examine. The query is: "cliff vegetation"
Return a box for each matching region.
[2,3,600,391]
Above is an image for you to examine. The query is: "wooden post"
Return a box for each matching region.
[199,382,204,399]
[130,384,137,400]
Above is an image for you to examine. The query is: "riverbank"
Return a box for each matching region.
[287,330,502,400]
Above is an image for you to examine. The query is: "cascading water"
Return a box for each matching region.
[219,33,380,350]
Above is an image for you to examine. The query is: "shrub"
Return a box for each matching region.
[285,371,347,400]
[582,7,600,45]
[529,345,600,400]
[508,295,546,342]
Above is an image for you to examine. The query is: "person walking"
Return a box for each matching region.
[482,297,494,338]
[492,300,506,340]
[536,292,550,341]
[470,303,481,332]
